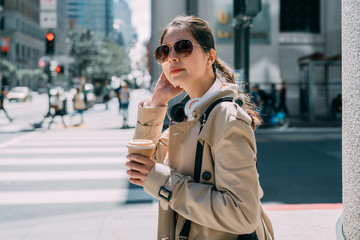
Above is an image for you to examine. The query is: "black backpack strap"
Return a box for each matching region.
[179,97,257,240]
[199,97,234,133]
[179,97,234,240]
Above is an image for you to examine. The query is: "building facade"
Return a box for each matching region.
[1,0,44,69]
[67,0,114,40]
[150,0,341,119]
[1,0,67,67]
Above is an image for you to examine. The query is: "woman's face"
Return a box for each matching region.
[160,27,212,91]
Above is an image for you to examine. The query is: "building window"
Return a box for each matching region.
[16,43,20,57]
[0,16,4,30]
[280,0,320,33]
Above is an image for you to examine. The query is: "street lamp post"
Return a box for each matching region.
[233,0,261,93]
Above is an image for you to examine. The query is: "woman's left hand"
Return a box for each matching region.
[125,155,155,187]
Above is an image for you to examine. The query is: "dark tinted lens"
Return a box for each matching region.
[174,40,193,57]
[154,45,170,63]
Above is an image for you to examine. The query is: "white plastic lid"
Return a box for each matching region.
[127,139,155,149]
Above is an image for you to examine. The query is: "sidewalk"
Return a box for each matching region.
[0,202,342,240]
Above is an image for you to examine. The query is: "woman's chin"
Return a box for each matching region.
[170,77,187,88]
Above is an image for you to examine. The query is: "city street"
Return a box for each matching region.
[0,89,341,230]
[0,89,153,223]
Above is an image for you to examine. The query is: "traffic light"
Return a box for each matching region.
[45,32,55,55]
[55,65,64,74]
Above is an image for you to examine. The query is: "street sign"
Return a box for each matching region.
[1,37,10,53]
[40,0,57,11]
[40,12,57,29]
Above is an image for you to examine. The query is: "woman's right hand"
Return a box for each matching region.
[150,72,183,107]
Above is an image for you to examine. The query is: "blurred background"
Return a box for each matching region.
[0,1,342,238]
[0,0,341,125]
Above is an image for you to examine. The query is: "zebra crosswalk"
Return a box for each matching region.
[0,128,153,222]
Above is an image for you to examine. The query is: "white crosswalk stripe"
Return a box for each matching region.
[0,129,152,206]
[0,157,125,165]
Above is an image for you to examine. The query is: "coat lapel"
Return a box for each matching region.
[168,121,198,176]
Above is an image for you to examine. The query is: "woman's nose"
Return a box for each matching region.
[167,47,179,63]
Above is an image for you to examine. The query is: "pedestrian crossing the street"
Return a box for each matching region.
[0,128,153,222]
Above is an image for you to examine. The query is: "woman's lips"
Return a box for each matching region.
[170,68,184,74]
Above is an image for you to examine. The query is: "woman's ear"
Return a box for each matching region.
[208,49,216,67]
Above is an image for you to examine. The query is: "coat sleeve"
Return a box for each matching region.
[133,101,168,164]
[143,119,261,235]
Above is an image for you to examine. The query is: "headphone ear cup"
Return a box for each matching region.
[167,103,186,123]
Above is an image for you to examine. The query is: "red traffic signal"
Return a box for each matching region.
[55,65,64,74]
[46,33,55,42]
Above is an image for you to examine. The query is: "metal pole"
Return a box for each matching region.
[308,62,315,122]
[243,26,250,93]
[186,0,198,16]
[233,0,250,93]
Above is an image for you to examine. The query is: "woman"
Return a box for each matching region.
[125,15,274,240]
[71,86,86,125]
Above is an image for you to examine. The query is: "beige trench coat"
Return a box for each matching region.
[134,84,274,240]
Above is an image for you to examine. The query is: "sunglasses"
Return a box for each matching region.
[154,39,205,64]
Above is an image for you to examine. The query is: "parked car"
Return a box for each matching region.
[7,86,32,102]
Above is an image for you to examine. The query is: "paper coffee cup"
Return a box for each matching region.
[127,139,155,159]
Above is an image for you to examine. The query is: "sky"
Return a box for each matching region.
[128,0,151,43]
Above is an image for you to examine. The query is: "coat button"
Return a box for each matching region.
[202,171,211,181]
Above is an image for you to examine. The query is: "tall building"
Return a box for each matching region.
[67,0,114,40]
[1,0,44,69]
[53,0,68,56]
[113,0,134,47]
[0,0,67,67]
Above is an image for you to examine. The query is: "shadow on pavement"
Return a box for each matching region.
[125,182,153,204]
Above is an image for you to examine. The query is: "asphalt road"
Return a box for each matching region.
[255,128,342,204]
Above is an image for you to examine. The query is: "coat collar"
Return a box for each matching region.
[192,83,244,121]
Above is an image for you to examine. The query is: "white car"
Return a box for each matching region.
[7,87,32,102]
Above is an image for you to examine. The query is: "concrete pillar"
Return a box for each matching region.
[342,1,360,239]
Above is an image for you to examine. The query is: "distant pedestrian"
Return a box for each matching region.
[119,84,130,127]
[277,81,289,116]
[269,83,277,114]
[252,84,270,122]
[0,88,13,122]
[331,94,342,119]
[250,85,259,106]
[48,91,67,129]
[71,87,86,125]
[103,81,112,110]
[116,85,123,112]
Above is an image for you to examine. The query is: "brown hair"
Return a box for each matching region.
[160,15,261,129]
